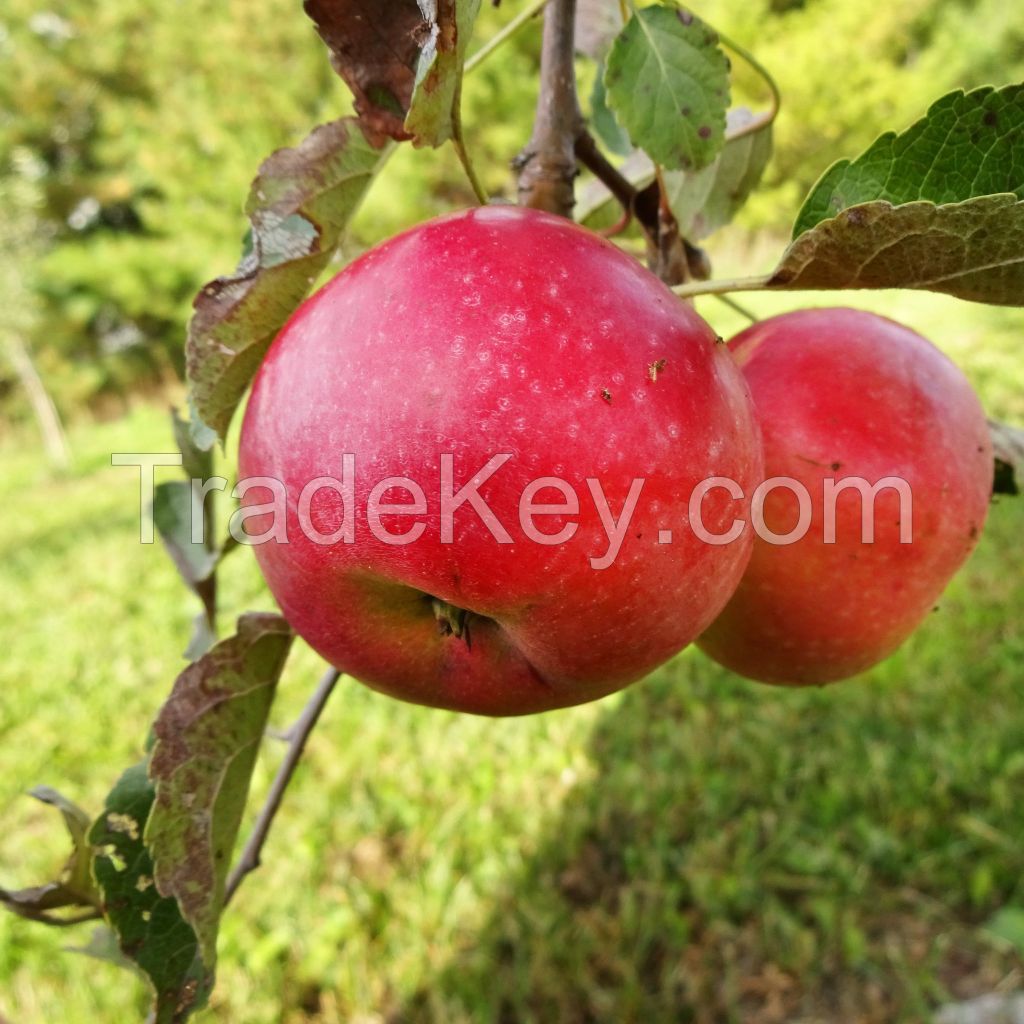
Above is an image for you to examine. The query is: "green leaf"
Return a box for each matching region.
[793,84,1024,238]
[152,482,218,591]
[769,194,1024,306]
[185,118,390,446]
[589,63,632,157]
[991,420,1024,496]
[984,907,1024,954]
[184,399,218,454]
[604,5,730,171]
[0,787,100,925]
[145,613,293,966]
[184,613,218,662]
[170,408,212,485]
[90,761,213,1023]
[404,0,483,147]
[153,481,218,657]
[662,107,773,239]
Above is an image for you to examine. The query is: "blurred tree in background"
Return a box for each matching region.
[710,0,1024,226]
[0,0,1021,428]
[0,0,348,425]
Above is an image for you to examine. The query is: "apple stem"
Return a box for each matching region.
[672,273,774,300]
[514,0,581,217]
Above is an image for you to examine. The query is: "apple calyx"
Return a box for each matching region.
[430,597,472,645]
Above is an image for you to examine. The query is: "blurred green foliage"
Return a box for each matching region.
[1,0,1022,425]
[0,0,348,422]
[706,0,1024,227]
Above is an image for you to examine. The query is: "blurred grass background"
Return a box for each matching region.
[2,0,1024,1021]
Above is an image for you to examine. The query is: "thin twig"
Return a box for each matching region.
[458,0,551,203]
[574,130,653,244]
[573,129,659,245]
[224,666,342,906]
[46,908,102,926]
[515,0,581,215]
[0,904,102,927]
[4,335,70,469]
[451,80,490,204]
[465,0,550,73]
[574,130,639,214]
[712,293,759,322]
[600,206,632,237]
[718,28,781,143]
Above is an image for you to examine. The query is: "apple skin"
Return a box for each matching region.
[697,307,993,686]
[238,206,762,715]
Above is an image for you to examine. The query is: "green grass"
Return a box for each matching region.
[1,290,1023,1023]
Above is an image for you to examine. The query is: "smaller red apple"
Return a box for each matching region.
[697,307,993,686]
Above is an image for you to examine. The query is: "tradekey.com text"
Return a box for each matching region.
[113,452,914,571]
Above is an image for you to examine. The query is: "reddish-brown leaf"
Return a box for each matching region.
[304,0,432,143]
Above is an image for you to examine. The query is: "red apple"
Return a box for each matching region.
[238,206,761,715]
[697,307,993,685]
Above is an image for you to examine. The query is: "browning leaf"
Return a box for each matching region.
[145,614,293,965]
[769,195,1024,306]
[304,0,421,142]
[304,0,479,146]
[185,118,388,445]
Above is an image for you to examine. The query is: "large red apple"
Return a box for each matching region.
[697,307,993,685]
[238,207,761,715]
